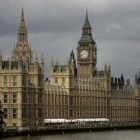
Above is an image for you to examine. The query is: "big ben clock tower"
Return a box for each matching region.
[77,11,97,77]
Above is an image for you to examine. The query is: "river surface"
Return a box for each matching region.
[1,130,140,140]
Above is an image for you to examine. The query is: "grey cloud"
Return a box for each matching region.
[0,0,140,84]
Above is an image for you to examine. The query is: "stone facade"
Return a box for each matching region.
[0,9,140,127]
[44,11,140,123]
[0,8,44,127]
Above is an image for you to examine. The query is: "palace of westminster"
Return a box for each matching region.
[0,8,140,127]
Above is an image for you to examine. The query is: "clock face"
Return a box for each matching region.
[80,50,88,59]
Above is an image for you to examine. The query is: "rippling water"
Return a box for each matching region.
[1,130,140,140]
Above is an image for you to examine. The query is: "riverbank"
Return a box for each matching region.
[1,122,140,138]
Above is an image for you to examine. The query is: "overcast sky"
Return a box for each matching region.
[0,0,140,84]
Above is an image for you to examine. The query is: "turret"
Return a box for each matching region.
[108,63,111,77]
[51,57,54,73]
[41,53,44,72]
[35,52,38,63]
[104,63,107,74]
[0,50,2,69]
[56,57,59,65]
[9,57,11,69]
[108,63,111,72]
[71,57,75,75]
[135,72,138,84]
[67,56,70,67]
[34,52,38,71]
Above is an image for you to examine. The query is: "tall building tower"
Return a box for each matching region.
[12,8,33,63]
[77,11,97,77]
[0,8,44,128]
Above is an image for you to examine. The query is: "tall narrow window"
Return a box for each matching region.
[22,76,26,86]
[39,78,42,87]
[62,78,65,85]
[22,93,26,103]
[13,93,17,103]
[4,94,7,103]
[13,108,17,118]
[4,76,7,87]
[55,78,58,85]
[22,108,26,118]
[38,109,42,118]
[13,76,17,86]
[4,108,8,118]
[38,94,42,104]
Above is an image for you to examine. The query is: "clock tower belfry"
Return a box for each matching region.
[77,11,97,77]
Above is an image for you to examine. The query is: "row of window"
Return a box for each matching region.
[55,78,65,85]
[4,76,17,87]
[4,108,42,118]
[3,93,42,104]
[4,93,17,103]
[4,108,17,118]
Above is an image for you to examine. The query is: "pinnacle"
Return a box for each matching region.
[20,7,25,28]
[83,10,91,29]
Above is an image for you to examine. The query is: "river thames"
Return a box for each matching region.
[1,130,140,140]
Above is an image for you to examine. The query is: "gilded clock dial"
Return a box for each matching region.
[80,50,88,58]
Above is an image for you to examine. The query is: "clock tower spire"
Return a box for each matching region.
[77,11,97,77]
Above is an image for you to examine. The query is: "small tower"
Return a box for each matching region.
[34,52,39,72]
[51,57,54,73]
[0,50,2,70]
[66,57,70,71]
[70,49,77,77]
[56,57,59,65]
[35,52,38,62]
[12,8,33,63]
[135,72,138,85]
[104,63,107,75]
[41,53,44,72]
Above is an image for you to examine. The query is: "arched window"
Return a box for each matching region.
[13,76,17,86]
[4,76,7,87]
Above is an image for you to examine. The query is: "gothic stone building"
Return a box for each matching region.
[0,8,44,127]
[44,11,139,123]
[0,9,139,128]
